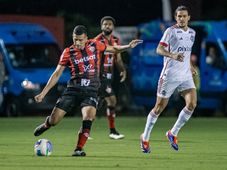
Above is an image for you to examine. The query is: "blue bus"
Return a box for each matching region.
[0,23,70,116]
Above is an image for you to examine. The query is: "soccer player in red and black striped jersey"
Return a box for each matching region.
[95,16,126,139]
[33,25,142,156]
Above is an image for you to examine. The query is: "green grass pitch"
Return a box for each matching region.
[0,117,227,170]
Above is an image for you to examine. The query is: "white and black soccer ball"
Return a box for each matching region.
[34,139,53,156]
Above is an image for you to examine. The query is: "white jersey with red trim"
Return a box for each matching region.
[159,25,196,81]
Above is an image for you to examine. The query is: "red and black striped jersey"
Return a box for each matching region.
[95,33,120,80]
[58,39,106,90]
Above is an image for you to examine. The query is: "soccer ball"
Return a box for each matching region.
[34,139,53,156]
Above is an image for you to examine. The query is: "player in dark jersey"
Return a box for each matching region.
[95,16,126,139]
[33,25,142,156]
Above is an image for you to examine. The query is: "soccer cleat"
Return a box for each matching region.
[72,149,86,157]
[109,129,124,139]
[109,133,124,140]
[140,134,151,153]
[34,123,50,136]
[166,130,179,151]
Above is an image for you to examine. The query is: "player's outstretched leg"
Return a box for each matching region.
[34,116,51,136]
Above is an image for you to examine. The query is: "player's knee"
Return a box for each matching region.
[112,100,117,106]
[187,101,197,111]
[83,115,95,121]
[108,101,116,107]
[109,97,117,106]
[154,108,163,115]
[153,103,166,115]
[83,111,96,120]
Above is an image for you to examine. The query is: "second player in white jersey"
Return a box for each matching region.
[159,25,196,81]
[140,5,198,154]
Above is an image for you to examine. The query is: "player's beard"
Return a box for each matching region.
[179,25,185,28]
[178,21,188,28]
[103,29,113,36]
[179,23,185,27]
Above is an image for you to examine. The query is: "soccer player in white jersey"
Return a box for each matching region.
[140,5,197,153]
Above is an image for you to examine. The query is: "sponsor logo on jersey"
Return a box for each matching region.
[82,64,95,72]
[177,46,192,52]
[177,31,183,33]
[74,55,96,64]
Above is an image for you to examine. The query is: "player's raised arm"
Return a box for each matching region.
[106,39,143,53]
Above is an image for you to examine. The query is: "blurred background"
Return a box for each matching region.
[0,0,227,117]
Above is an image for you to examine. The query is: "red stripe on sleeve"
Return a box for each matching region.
[159,42,168,47]
[58,48,70,66]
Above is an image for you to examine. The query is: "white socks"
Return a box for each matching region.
[143,111,158,141]
[142,107,193,141]
[171,107,193,136]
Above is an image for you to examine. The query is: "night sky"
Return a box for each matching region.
[0,0,162,26]
[0,0,227,26]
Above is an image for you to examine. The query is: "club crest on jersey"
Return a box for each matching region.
[88,46,95,52]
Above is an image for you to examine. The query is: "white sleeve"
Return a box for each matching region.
[159,28,172,47]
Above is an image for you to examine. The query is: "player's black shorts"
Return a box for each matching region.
[98,79,115,99]
[55,87,98,113]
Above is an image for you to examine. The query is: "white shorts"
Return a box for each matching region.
[157,78,196,98]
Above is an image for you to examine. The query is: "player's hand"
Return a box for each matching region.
[34,93,45,103]
[120,70,127,83]
[171,53,184,62]
[129,39,143,48]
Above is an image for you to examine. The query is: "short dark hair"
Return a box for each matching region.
[175,5,189,16]
[100,16,116,25]
[73,25,87,35]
